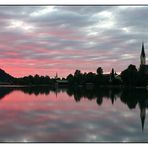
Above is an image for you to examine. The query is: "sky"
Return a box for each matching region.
[0,5,147,78]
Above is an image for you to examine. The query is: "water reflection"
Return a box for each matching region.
[0,87,13,99]
[0,86,147,142]
[66,87,148,132]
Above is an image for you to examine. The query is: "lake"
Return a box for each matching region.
[0,86,147,142]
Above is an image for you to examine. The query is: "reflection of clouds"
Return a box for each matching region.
[0,91,147,142]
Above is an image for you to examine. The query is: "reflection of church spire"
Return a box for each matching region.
[111,93,115,105]
[55,88,58,98]
[140,106,146,131]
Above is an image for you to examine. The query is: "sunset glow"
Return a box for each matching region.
[0,6,147,78]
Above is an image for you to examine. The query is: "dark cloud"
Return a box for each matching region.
[56,6,113,14]
[0,6,147,76]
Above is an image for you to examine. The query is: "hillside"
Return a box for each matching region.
[0,69,14,84]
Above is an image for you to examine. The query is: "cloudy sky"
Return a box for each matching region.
[0,5,147,77]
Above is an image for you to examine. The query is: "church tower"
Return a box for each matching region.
[140,42,146,65]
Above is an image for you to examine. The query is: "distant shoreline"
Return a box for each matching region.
[0,84,52,88]
[0,84,147,90]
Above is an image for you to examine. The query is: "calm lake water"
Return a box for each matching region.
[0,86,147,142]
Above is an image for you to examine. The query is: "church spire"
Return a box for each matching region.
[141,42,145,57]
[55,72,58,80]
[140,42,146,65]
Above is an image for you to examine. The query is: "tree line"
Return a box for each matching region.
[66,64,148,87]
[12,64,148,87]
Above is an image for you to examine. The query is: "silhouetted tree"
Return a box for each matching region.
[73,70,83,85]
[66,74,74,84]
[96,67,103,75]
[120,64,138,86]
[74,70,81,77]
[95,67,110,86]
[85,72,96,83]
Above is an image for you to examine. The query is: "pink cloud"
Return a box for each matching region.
[0,46,129,78]
[0,8,140,78]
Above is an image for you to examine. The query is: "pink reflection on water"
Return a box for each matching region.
[0,89,145,142]
[0,90,101,142]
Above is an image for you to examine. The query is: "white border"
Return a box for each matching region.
[0,0,148,5]
[0,0,147,146]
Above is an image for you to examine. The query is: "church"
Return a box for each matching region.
[139,42,148,74]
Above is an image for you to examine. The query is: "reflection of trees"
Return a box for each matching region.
[0,87,13,100]
[0,86,148,113]
[66,87,148,131]
[66,87,148,111]
[0,86,56,100]
[66,87,98,102]
[120,89,138,109]
[96,96,103,106]
[0,86,148,110]
[19,86,52,96]
[120,89,148,109]
[0,86,148,132]
[66,87,121,105]
[17,86,67,96]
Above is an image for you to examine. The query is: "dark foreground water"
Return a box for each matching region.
[0,86,147,142]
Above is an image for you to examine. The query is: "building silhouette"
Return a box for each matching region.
[140,42,146,65]
[139,42,148,74]
[55,72,58,80]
